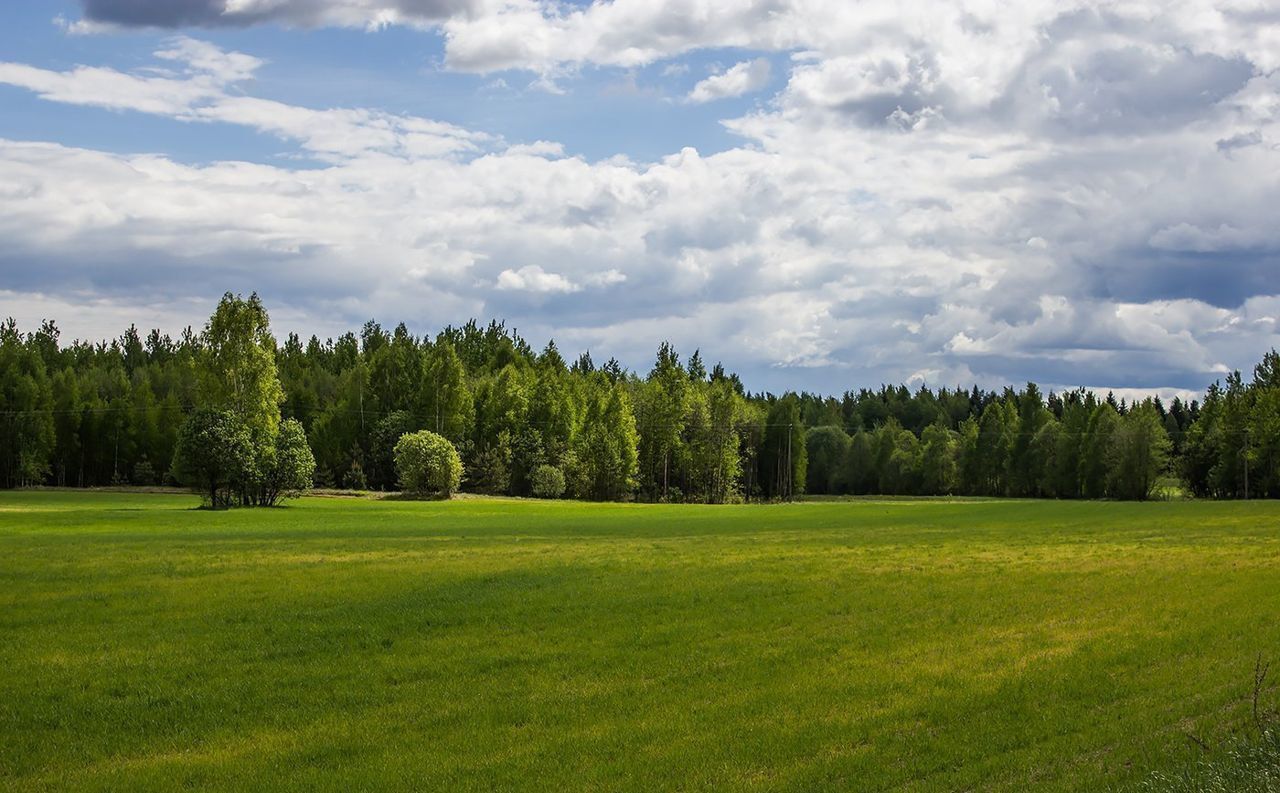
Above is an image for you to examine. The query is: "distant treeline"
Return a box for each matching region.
[2,295,1277,501]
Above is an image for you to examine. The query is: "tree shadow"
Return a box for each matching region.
[381,492,454,502]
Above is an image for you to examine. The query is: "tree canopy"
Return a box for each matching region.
[4,299,1278,503]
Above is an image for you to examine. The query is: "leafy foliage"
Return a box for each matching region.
[5,298,1280,502]
[167,296,316,507]
[199,292,284,447]
[260,418,316,506]
[367,410,418,491]
[394,430,463,497]
[530,464,566,499]
[171,407,252,508]
[0,319,54,487]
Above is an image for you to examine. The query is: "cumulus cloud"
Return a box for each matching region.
[67,2,1280,90]
[686,58,771,103]
[7,9,1280,393]
[495,265,580,294]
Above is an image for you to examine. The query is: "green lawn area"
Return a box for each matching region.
[2,491,1279,791]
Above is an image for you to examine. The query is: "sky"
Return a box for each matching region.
[1,1,1279,399]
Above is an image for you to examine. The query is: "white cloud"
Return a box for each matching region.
[0,59,221,117]
[686,58,771,104]
[69,1,1280,93]
[0,38,489,161]
[154,36,265,82]
[504,140,566,158]
[495,266,580,293]
[6,17,1280,392]
[586,269,627,287]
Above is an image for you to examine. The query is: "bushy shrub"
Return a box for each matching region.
[171,407,252,508]
[260,418,315,505]
[530,464,566,499]
[172,410,316,507]
[394,430,463,497]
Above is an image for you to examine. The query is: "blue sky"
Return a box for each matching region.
[2,1,1279,398]
[0,2,772,163]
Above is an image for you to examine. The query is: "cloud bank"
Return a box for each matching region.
[4,2,1280,394]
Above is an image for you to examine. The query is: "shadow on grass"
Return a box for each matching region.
[381,492,454,502]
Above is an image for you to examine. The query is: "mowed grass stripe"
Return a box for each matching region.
[1,491,1278,791]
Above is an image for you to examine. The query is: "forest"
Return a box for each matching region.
[1,293,1277,502]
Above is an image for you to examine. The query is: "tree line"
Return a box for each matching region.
[2,294,1277,502]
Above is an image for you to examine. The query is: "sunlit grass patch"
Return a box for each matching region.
[1,491,1278,791]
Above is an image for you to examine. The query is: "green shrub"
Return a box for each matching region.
[530,464,566,499]
[171,407,252,508]
[261,418,315,505]
[394,430,463,497]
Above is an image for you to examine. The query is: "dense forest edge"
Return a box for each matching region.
[2,292,1278,503]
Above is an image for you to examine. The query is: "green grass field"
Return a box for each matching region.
[2,491,1279,791]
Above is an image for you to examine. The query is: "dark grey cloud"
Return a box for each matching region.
[80,0,469,28]
[1092,250,1280,309]
[952,351,1218,392]
[0,245,358,306]
[1217,131,1263,154]
[82,0,237,27]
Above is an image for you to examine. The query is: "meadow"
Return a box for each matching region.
[1,491,1279,791]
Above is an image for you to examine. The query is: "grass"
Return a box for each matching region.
[1,491,1279,791]
[1140,728,1280,792]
